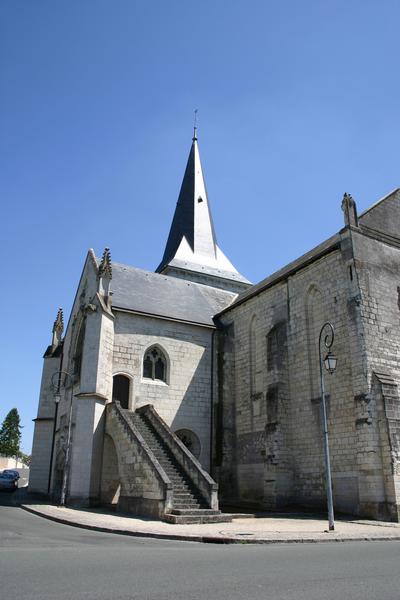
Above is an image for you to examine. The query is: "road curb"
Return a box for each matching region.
[19,505,400,545]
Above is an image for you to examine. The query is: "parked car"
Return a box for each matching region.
[0,472,18,492]
[3,469,20,480]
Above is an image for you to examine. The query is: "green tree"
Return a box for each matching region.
[17,451,31,466]
[0,408,22,457]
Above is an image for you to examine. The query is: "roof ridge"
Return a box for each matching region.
[358,188,400,218]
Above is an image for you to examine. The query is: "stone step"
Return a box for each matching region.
[134,413,214,513]
[170,509,221,516]
[146,440,166,448]
[154,458,179,466]
[140,437,162,443]
[156,463,180,471]
[163,468,183,475]
[173,502,202,509]
[172,497,202,504]
[173,493,197,500]
[164,513,233,525]
[163,470,185,477]
[170,481,189,489]
[158,461,184,479]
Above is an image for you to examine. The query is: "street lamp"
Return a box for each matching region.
[50,370,74,506]
[318,322,337,531]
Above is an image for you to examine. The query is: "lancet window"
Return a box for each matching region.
[143,346,167,383]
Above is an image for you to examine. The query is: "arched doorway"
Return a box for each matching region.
[175,429,201,459]
[112,374,130,409]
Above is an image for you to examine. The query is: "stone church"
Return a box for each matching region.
[30,130,400,523]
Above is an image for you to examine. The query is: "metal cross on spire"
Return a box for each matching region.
[193,109,198,140]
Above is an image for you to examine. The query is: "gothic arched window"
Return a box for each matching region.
[143,346,167,383]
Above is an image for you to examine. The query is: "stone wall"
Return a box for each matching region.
[286,242,360,512]
[30,354,61,494]
[351,226,400,519]
[218,234,370,515]
[218,278,294,509]
[112,311,214,469]
[217,203,400,521]
[103,403,172,518]
[100,433,120,505]
[68,397,105,505]
[29,420,55,494]
[42,251,115,504]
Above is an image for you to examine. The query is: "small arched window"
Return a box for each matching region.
[175,429,201,459]
[143,346,167,382]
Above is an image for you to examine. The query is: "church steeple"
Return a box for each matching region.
[156,133,250,293]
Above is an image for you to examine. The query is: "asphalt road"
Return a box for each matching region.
[1,493,400,600]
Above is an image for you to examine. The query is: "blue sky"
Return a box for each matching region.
[1,0,399,452]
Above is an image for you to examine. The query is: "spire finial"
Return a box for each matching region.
[53,307,64,336]
[52,307,64,347]
[341,192,358,228]
[193,109,198,141]
[98,247,112,280]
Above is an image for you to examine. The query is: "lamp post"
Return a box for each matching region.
[318,322,337,531]
[50,370,74,506]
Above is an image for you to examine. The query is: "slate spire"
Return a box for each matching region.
[156,133,250,291]
[158,134,217,265]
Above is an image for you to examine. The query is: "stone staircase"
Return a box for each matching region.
[127,409,231,524]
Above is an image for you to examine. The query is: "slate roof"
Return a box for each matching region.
[111,261,237,326]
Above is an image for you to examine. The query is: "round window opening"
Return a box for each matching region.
[175,429,201,459]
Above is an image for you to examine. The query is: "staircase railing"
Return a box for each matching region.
[136,404,219,510]
[109,402,173,512]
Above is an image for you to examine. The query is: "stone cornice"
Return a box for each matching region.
[75,392,109,402]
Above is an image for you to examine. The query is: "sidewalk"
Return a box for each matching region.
[17,496,400,544]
